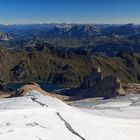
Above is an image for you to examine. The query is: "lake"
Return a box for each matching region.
[6,82,64,92]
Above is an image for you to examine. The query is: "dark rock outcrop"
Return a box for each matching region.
[78,67,125,98]
[80,67,103,89]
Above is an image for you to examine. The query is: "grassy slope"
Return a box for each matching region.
[0,47,140,86]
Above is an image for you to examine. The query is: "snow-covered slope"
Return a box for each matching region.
[0,90,140,140]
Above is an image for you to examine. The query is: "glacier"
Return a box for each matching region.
[0,90,140,140]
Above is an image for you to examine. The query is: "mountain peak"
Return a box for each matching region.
[0,32,13,41]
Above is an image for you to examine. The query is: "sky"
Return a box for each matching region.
[0,0,140,24]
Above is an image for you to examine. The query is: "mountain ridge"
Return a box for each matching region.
[0,45,139,87]
[1,23,140,56]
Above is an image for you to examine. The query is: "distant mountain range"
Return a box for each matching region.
[0,23,140,55]
[46,24,101,38]
[45,23,140,38]
[1,23,140,38]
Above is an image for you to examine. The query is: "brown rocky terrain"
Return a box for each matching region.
[122,83,140,95]
[10,82,70,101]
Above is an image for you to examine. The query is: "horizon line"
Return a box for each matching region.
[0,22,140,26]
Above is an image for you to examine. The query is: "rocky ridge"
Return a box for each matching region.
[78,67,125,98]
[0,32,13,41]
